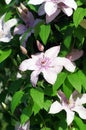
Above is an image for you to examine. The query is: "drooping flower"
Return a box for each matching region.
[49,90,86,125]
[19,46,75,86]
[66,49,83,61]
[0,14,17,42]
[14,3,42,47]
[28,0,77,23]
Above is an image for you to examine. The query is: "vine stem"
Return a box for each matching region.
[38,113,47,130]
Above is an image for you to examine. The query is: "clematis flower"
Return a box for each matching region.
[15,121,30,130]
[0,14,17,42]
[66,49,83,62]
[28,0,77,23]
[19,46,75,86]
[14,3,42,47]
[49,90,86,125]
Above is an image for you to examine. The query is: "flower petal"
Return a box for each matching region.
[58,90,68,104]
[62,7,73,16]
[45,46,60,59]
[55,57,76,72]
[30,70,40,86]
[14,24,27,35]
[28,0,45,5]
[38,4,45,16]
[0,14,5,30]
[49,101,63,114]
[42,69,58,84]
[76,94,86,106]
[0,35,12,42]
[66,49,83,62]
[44,2,58,16]
[4,18,18,30]
[19,58,38,71]
[72,106,86,120]
[46,9,61,23]
[65,108,75,125]
[57,0,77,10]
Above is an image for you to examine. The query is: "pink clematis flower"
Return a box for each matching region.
[14,3,41,47]
[19,46,75,86]
[49,90,86,125]
[28,0,77,23]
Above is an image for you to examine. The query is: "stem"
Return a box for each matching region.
[38,113,46,130]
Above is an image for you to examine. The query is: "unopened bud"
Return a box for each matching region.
[36,40,44,51]
[20,3,28,13]
[20,46,27,55]
[2,102,7,110]
[17,7,22,14]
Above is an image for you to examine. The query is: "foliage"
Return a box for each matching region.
[0,0,86,130]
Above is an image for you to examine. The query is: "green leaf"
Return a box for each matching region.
[73,8,85,27]
[11,90,24,113]
[43,100,52,111]
[20,105,33,124]
[30,88,44,112]
[53,72,67,95]
[5,12,12,21]
[63,79,73,98]
[39,24,51,45]
[0,49,12,63]
[67,72,82,92]
[74,116,86,130]
[77,70,86,90]
[80,19,86,29]
[41,127,51,130]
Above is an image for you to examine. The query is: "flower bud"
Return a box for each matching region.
[36,40,44,51]
[20,45,27,55]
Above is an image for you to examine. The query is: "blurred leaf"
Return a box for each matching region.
[43,99,52,111]
[77,70,86,90]
[67,72,82,92]
[53,72,67,95]
[80,19,86,29]
[73,26,86,43]
[34,20,44,38]
[74,116,86,129]
[0,49,12,63]
[30,88,44,113]
[20,105,33,124]
[39,24,51,45]
[5,11,12,21]
[41,127,51,130]
[63,79,73,98]
[73,8,86,27]
[11,90,24,113]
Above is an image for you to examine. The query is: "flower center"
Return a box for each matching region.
[36,56,51,69]
[68,100,75,109]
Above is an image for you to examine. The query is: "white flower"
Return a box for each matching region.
[49,90,86,125]
[5,0,12,4]
[0,14,17,42]
[19,46,75,86]
[28,0,77,23]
